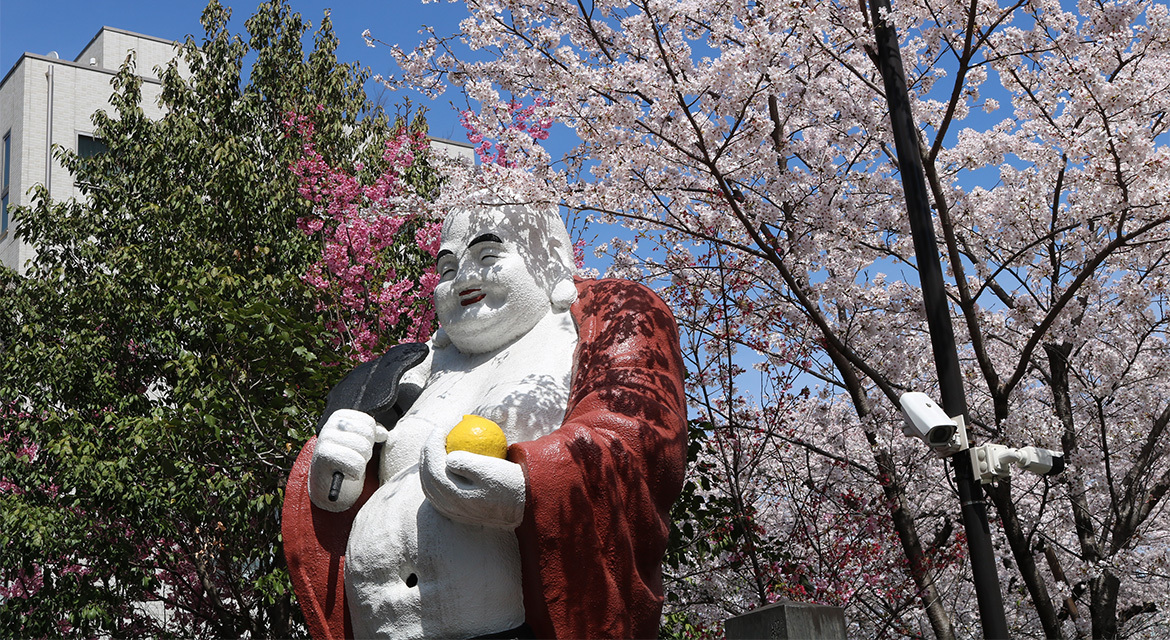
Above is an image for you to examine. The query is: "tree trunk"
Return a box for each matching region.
[1090,571,1122,640]
[985,480,1063,639]
[826,342,956,640]
[1046,341,1121,637]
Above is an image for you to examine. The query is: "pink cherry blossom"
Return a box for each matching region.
[286,111,443,361]
[380,0,1170,636]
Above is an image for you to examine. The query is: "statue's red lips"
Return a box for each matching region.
[459,289,485,306]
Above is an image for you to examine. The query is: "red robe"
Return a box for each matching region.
[282,278,688,639]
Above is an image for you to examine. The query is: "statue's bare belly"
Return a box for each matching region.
[346,462,524,638]
[344,313,577,639]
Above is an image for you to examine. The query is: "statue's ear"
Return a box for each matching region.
[551,279,578,312]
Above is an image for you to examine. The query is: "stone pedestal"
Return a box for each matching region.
[724,601,847,640]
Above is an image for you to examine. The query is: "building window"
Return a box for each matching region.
[77,134,108,158]
[2,131,10,236]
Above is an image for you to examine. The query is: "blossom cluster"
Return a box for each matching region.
[285,110,442,360]
[459,98,555,167]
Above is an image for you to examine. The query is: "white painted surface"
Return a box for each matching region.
[0,28,176,273]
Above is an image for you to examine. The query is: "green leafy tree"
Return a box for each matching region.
[0,1,426,636]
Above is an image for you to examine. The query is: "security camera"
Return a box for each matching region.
[1017,446,1065,475]
[971,444,1065,484]
[899,392,965,457]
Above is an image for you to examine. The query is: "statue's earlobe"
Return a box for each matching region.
[551,279,578,312]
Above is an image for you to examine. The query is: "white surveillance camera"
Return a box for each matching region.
[1017,446,1065,476]
[972,444,1065,484]
[899,392,962,456]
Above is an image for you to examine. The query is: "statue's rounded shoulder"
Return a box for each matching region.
[573,277,678,329]
[574,276,672,307]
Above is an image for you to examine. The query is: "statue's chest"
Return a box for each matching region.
[379,319,578,480]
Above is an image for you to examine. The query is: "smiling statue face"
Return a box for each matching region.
[434,201,573,354]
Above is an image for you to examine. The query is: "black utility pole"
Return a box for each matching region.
[865,0,1011,637]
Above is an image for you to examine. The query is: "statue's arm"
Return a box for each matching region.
[416,339,526,527]
[308,342,433,511]
[394,347,431,412]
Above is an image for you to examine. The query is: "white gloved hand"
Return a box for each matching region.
[308,409,390,512]
[418,425,526,528]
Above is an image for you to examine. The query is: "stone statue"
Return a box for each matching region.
[282,193,687,639]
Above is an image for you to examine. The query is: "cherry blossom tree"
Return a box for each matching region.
[287,111,445,361]
[381,0,1170,637]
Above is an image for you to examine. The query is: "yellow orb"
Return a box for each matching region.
[446,414,508,459]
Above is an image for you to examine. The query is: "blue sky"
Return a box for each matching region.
[0,0,474,140]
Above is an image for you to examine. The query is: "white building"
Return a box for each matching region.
[0,26,474,275]
[0,27,179,274]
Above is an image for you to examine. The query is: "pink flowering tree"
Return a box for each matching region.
[287,110,444,360]
[381,0,1170,637]
[654,239,969,638]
